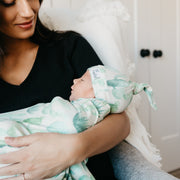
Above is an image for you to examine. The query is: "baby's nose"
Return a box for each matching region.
[73,79,78,84]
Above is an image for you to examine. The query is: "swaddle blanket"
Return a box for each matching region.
[0,97,110,180]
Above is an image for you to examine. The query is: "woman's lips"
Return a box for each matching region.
[17,20,33,29]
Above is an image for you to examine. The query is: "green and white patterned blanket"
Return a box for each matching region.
[0,97,110,180]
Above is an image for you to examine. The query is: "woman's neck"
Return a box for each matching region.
[0,36,38,68]
[0,38,39,85]
[3,38,37,56]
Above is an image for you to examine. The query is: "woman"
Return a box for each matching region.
[0,0,178,180]
[0,0,129,179]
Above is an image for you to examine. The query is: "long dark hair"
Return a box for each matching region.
[30,14,65,45]
[0,0,66,57]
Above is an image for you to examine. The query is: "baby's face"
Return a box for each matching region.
[69,70,95,101]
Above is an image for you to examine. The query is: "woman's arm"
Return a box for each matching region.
[77,111,130,162]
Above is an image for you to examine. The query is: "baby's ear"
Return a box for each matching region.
[107,79,129,88]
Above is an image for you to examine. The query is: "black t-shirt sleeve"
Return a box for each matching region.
[69,34,103,78]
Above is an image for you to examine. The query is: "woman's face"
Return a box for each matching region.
[0,0,40,40]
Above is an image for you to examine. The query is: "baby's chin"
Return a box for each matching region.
[69,96,73,101]
[69,95,77,101]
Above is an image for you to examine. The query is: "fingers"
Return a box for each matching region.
[0,148,27,164]
[0,163,23,177]
[0,163,38,180]
[0,174,25,180]
[0,173,41,180]
[5,133,41,147]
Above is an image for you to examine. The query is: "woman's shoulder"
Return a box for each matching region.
[61,30,83,41]
[45,31,84,47]
[41,30,88,55]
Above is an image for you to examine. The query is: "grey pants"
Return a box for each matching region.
[108,141,179,180]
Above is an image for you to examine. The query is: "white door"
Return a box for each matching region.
[122,0,180,172]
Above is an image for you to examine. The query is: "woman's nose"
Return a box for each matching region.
[17,0,34,18]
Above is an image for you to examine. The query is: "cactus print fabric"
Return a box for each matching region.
[0,97,110,180]
[88,65,157,112]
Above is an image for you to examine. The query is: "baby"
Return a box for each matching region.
[0,65,157,180]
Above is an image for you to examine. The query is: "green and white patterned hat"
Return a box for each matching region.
[88,65,157,113]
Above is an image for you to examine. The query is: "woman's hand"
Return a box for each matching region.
[0,133,84,180]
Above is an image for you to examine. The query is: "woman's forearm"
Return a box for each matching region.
[78,111,130,160]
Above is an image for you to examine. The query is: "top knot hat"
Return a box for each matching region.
[88,65,157,113]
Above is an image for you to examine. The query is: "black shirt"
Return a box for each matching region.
[0,31,116,179]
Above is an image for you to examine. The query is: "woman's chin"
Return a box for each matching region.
[18,30,35,39]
